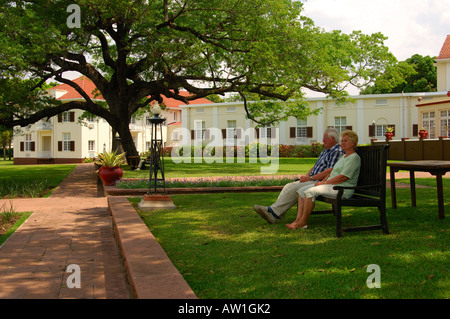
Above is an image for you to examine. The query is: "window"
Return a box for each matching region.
[63,133,72,151]
[296,119,307,138]
[172,131,179,141]
[440,110,450,137]
[227,120,237,138]
[227,106,236,112]
[195,108,205,113]
[375,125,389,137]
[88,140,95,151]
[259,126,272,139]
[194,120,206,139]
[422,112,436,139]
[25,134,33,152]
[62,112,71,122]
[334,117,347,134]
[375,99,388,105]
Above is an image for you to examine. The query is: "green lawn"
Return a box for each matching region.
[0,160,76,198]
[123,157,316,178]
[131,182,449,299]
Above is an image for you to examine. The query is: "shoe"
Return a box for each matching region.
[254,205,277,224]
[285,223,309,230]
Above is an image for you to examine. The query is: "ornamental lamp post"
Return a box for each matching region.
[138,103,176,211]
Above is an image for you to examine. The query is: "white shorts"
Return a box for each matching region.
[297,183,353,202]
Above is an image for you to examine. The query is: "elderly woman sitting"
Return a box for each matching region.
[286,130,361,230]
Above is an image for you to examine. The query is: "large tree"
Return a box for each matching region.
[0,0,396,158]
[360,54,437,94]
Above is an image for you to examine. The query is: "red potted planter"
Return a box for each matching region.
[384,132,393,140]
[99,166,123,186]
[419,130,428,139]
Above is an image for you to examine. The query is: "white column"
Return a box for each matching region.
[357,99,365,143]
[181,107,189,131]
[316,101,324,138]
[213,106,218,128]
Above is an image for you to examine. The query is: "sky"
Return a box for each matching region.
[302,0,450,61]
[300,0,450,95]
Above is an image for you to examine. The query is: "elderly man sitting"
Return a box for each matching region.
[254,128,344,224]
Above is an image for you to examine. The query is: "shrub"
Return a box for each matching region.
[161,143,323,158]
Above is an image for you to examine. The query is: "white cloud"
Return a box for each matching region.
[302,0,450,60]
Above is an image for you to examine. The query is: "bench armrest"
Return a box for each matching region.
[333,184,381,191]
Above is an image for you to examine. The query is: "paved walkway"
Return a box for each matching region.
[0,163,131,299]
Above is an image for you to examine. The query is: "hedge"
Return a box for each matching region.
[142,142,325,158]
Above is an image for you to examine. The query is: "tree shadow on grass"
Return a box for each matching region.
[133,188,449,299]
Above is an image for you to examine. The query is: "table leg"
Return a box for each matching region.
[436,172,445,219]
[390,167,397,209]
[409,170,416,207]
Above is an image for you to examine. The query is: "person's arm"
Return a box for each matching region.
[297,167,313,182]
[319,174,349,185]
[311,168,332,182]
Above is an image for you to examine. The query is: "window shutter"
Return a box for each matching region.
[70,141,75,151]
[290,127,296,138]
[58,141,62,152]
[190,130,194,140]
[20,142,24,152]
[236,128,241,139]
[58,114,62,122]
[204,129,210,140]
[31,142,35,152]
[307,127,313,138]
[255,128,260,139]
[70,112,75,122]
[270,127,276,138]
[222,129,226,138]
[412,124,418,137]
[369,125,375,137]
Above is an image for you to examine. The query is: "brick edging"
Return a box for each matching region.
[104,185,284,196]
[107,196,197,299]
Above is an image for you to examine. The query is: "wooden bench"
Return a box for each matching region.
[315,144,390,237]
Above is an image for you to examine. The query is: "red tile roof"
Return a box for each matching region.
[49,76,103,100]
[48,76,213,108]
[437,35,450,60]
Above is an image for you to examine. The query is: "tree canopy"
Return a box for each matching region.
[360,54,437,94]
[0,0,397,157]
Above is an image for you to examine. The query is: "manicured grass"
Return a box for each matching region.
[130,185,449,299]
[0,161,76,198]
[0,212,31,247]
[122,157,317,178]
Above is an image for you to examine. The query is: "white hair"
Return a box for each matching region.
[325,128,340,142]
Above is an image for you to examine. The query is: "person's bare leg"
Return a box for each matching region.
[286,197,314,230]
[285,196,304,229]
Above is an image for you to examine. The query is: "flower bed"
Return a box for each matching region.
[116,175,299,189]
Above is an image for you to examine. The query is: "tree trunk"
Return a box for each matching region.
[114,121,139,162]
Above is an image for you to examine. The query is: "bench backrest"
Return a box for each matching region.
[354,144,390,198]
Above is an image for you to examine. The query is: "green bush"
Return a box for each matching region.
[162,143,324,159]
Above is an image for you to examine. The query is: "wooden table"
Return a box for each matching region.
[388,160,450,219]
